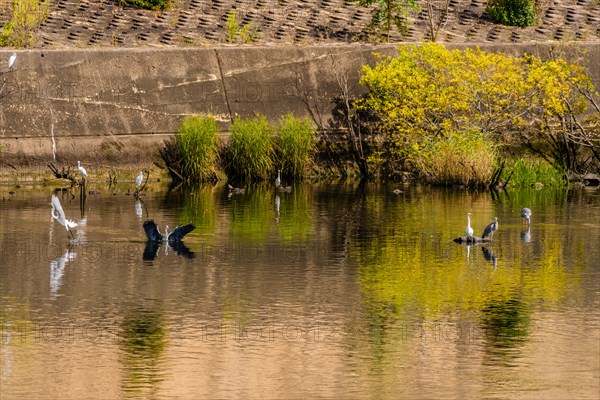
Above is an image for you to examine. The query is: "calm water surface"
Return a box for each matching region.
[1,182,599,399]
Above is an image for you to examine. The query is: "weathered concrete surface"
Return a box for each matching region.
[1,43,599,168]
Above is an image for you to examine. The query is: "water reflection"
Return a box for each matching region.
[481,299,532,365]
[119,306,167,397]
[481,246,498,269]
[49,247,77,298]
[142,241,195,262]
[521,226,531,243]
[0,184,598,400]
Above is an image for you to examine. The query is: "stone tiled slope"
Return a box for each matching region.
[3,0,598,47]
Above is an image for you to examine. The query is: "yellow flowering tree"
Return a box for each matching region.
[357,43,599,181]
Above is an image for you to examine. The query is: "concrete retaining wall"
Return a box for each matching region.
[1,43,599,167]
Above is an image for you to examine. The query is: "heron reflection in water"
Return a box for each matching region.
[481,246,498,269]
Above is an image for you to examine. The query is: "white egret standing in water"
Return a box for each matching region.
[8,53,16,70]
[77,161,88,178]
[465,212,474,237]
[275,170,281,188]
[135,171,144,189]
[51,195,77,237]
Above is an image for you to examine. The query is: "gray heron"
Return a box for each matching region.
[135,171,144,188]
[482,217,498,240]
[7,53,16,70]
[521,208,531,225]
[465,212,474,237]
[51,195,77,237]
[227,184,245,194]
[143,220,195,244]
[275,170,281,188]
[77,161,88,178]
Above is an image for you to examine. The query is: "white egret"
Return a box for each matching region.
[482,217,498,240]
[521,208,531,226]
[7,53,16,70]
[465,212,474,237]
[77,161,88,178]
[51,195,77,236]
[135,171,144,188]
[275,170,281,188]
[143,220,195,244]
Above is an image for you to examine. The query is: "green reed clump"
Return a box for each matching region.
[227,115,275,182]
[275,114,315,180]
[504,157,566,188]
[413,129,496,187]
[161,115,219,183]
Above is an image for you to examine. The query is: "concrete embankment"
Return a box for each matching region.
[1,43,599,169]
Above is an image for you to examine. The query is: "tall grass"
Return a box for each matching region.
[414,130,496,187]
[503,157,566,188]
[227,115,275,182]
[276,114,315,180]
[161,115,219,184]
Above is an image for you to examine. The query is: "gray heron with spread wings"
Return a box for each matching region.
[142,220,196,261]
[143,220,195,244]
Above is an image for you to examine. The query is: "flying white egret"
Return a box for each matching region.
[77,161,88,178]
[143,220,195,244]
[275,170,281,188]
[51,195,77,236]
[465,212,474,237]
[521,208,531,226]
[482,217,498,240]
[8,53,16,70]
[135,171,144,188]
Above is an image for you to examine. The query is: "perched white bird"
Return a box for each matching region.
[77,161,88,178]
[7,53,16,70]
[465,212,474,237]
[275,170,281,188]
[51,195,77,236]
[135,171,144,188]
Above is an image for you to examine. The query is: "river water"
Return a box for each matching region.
[1,182,599,399]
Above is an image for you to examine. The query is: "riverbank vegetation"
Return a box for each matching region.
[158,44,597,189]
[352,43,599,187]
[162,114,316,185]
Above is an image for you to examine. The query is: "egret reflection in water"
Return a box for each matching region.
[50,248,77,298]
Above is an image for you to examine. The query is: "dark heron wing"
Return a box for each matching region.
[142,241,160,261]
[143,220,163,242]
[482,222,494,239]
[168,223,195,243]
